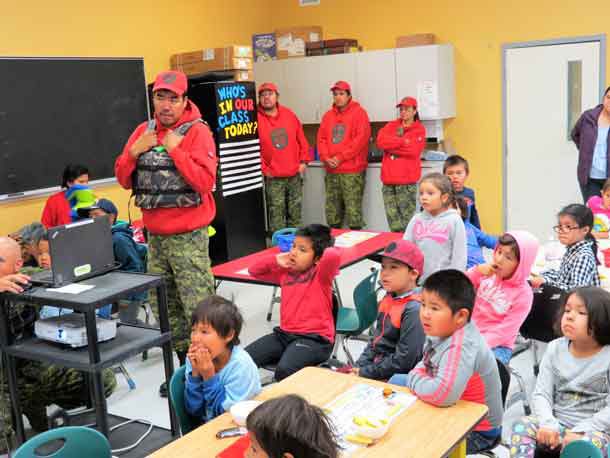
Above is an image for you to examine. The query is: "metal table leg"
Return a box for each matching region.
[156,283,178,436]
[84,308,109,437]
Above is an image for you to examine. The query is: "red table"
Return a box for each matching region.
[212,229,401,286]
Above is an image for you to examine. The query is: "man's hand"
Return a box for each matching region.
[298,163,307,177]
[276,252,293,269]
[561,431,584,449]
[327,157,340,169]
[530,274,545,289]
[163,130,184,152]
[129,130,157,159]
[536,427,561,450]
[0,274,30,293]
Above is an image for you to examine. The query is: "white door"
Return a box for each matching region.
[282,57,320,123]
[505,41,601,240]
[355,49,396,122]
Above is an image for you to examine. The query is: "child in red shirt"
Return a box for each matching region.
[245,224,340,381]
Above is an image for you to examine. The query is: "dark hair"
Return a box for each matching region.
[39,231,49,243]
[555,287,610,345]
[190,295,242,349]
[453,196,468,220]
[420,172,455,208]
[246,394,339,458]
[443,155,469,174]
[604,86,610,97]
[61,164,89,188]
[423,269,475,320]
[602,178,610,193]
[497,233,520,262]
[558,203,598,261]
[295,224,333,259]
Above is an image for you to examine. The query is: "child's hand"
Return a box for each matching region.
[129,130,157,159]
[162,130,184,152]
[536,427,560,449]
[351,367,360,376]
[276,252,293,269]
[477,264,496,276]
[562,431,584,449]
[187,343,202,377]
[194,347,216,380]
[529,275,545,289]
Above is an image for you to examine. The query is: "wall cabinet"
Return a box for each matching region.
[253,44,455,123]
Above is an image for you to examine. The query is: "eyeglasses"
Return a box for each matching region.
[153,94,183,105]
[553,225,581,233]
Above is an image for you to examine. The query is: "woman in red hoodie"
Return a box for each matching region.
[41,164,89,228]
[377,97,426,232]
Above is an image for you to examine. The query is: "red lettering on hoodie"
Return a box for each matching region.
[377,119,426,185]
[317,100,371,174]
[257,104,310,177]
[115,100,217,236]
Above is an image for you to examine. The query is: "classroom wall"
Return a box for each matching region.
[0,1,270,235]
[267,0,610,233]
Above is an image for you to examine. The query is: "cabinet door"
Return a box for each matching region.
[281,57,320,124]
[317,53,357,123]
[355,50,397,122]
[395,44,455,119]
[253,60,285,93]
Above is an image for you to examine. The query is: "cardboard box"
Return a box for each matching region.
[252,33,277,62]
[170,45,252,68]
[323,38,358,48]
[172,58,253,75]
[395,34,435,48]
[275,26,322,58]
[306,46,360,57]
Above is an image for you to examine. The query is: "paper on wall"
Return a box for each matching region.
[288,39,306,56]
[417,80,439,118]
[277,34,293,51]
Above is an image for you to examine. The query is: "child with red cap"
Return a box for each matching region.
[377,96,427,232]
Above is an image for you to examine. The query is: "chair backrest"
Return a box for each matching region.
[520,285,564,342]
[169,365,202,436]
[13,426,111,458]
[495,358,511,406]
[560,439,603,458]
[352,269,381,334]
[271,228,297,246]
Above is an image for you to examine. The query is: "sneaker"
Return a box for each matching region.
[159,381,168,398]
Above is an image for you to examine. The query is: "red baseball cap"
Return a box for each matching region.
[370,240,424,274]
[396,96,418,108]
[152,71,188,96]
[331,80,351,92]
[258,82,279,95]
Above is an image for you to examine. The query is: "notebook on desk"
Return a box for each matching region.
[30,217,119,288]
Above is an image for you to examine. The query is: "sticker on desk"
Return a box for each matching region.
[333,231,379,248]
[46,283,95,294]
[323,383,416,455]
[236,268,251,276]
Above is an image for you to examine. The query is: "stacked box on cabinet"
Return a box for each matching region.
[305,38,360,56]
[275,26,323,59]
[170,45,253,80]
[395,34,435,48]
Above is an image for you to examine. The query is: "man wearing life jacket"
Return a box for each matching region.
[257,82,310,234]
[317,81,371,230]
[115,70,217,397]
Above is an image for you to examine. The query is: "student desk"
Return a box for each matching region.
[0,271,179,448]
[212,229,402,287]
[149,366,487,458]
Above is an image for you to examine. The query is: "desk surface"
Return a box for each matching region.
[150,367,488,458]
[212,230,402,286]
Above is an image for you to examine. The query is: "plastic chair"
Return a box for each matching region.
[266,228,298,321]
[560,440,603,458]
[13,426,111,458]
[169,365,202,436]
[479,359,511,457]
[333,269,380,365]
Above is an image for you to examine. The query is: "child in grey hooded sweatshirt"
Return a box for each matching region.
[404,173,467,282]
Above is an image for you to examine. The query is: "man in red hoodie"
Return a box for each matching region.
[115,70,217,396]
[257,82,310,234]
[317,81,371,229]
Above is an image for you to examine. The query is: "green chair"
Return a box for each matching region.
[334,269,380,365]
[560,440,603,458]
[13,426,111,458]
[266,227,298,321]
[169,365,202,436]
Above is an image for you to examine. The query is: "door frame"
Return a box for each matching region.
[502,34,606,230]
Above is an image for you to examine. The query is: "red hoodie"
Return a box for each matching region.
[257,104,310,177]
[115,100,217,236]
[317,100,371,174]
[41,190,72,228]
[377,119,426,185]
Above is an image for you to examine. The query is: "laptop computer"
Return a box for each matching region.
[30,217,119,287]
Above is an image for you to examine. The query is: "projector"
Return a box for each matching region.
[35,313,117,348]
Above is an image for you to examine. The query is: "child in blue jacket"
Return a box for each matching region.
[455,197,497,268]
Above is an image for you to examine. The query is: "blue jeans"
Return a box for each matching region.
[388,373,408,386]
[467,430,501,454]
[493,346,513,365]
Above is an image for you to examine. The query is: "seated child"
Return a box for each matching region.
[184,295,261,422]
[467,231,539,364]
[245,224,340,381]
[454,197,497,268]
[352,240,425,380]
[246,394,339,458]
[510,287,610,457]
[586,177,610,238]
[444,155,481,229]
[389,269,503,455]
[10,222,46,268]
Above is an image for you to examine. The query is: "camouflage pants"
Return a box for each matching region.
[325,172,366,229]
[382,184,417,233]
[0,358,116,453]
[148,227,215,353]
[265,176,303,234]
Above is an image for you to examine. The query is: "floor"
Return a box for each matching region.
[9,256,541,457]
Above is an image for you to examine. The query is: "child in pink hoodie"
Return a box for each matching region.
[466,230,539,364]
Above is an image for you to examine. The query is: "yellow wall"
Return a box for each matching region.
[268,0,610,233]
[0,0,270,234]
